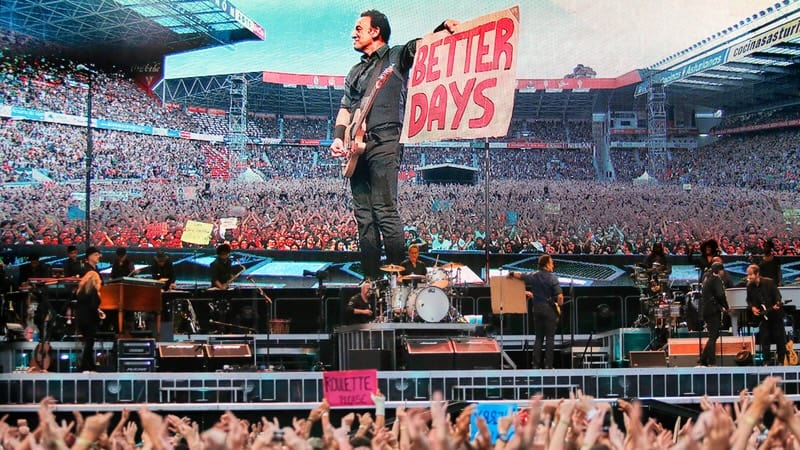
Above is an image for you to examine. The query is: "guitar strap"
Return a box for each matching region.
[358,51,389,111]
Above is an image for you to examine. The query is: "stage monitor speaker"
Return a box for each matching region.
[158,343,205,372]
[451,337,501,370]
[348,349,391,370]
[205,344,252,359]
[405,338,454,370]
[118,339,156,358]
[205,343,253,371]
[629,351,668,368]
[118,358,156,373]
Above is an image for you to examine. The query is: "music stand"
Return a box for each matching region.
[490,275,527,369]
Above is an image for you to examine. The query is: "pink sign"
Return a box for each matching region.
[322,369,377,407]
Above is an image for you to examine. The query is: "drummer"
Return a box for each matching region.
[399,244,427,286]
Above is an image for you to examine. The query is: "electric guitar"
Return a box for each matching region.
[786,340,798,366]
[549,297,562,318]
[30,310,53,372]
[341,64,395,178]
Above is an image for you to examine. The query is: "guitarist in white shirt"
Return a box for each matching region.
[509,254,563,369]
[330,10,458,281]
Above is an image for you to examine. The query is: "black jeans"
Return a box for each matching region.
[759,315,787,365]
[700,311,721,366]
[349,130,404,280]
[532,302,559,369]
[78,323,97,371]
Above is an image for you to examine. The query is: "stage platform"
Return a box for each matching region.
[2,329,799,414]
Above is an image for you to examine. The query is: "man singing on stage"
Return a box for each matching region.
[330,10,458,281]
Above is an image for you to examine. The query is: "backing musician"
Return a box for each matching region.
[209,244,234,330]
[151,251,176,291]
[345,281,374,324]
[63,245,83,278]
[699,263,729,367]
[399,244,427,285]
[210,244,233,290]
[109,247,134,279]
[746,264,785,365]
[509,254,563,369]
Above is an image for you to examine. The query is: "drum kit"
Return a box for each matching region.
[632,263,690,331]
[373,263,466,323]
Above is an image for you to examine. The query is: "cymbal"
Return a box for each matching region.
[441,262,463,269]
[380,264,405,272]
[401,274,426,281]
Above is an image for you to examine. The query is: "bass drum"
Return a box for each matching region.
[409,286,450,323]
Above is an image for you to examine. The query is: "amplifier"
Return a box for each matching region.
[205,344,252,359]
[405,338,453,370]
[118,339,157,358]
[118,358,156,373]
[451,337,501,370]
[158,343,205,358]
[158,343,205,372]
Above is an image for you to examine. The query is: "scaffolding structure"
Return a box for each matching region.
[226,74,248,173]
[646,81,668,178]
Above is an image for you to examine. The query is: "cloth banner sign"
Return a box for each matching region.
[401,6,520,144]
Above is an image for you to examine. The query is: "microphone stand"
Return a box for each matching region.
[248,276,272,366]
[314,276,328,370]
[208,320,255,334]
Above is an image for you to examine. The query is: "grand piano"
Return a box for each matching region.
[725,286,800,334]
[100,277,163,337]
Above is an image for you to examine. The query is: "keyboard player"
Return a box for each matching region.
[150,251,176,291]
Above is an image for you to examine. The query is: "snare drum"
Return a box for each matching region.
[408,286,450,322]
[391,286,411,312]
[669,302,682,318]
[427,268,450,290]
[653,305,670,319]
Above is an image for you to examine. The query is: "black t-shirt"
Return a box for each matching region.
[345,293,372,324]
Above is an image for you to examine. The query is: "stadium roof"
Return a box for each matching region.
[637,2,800,113]
[156,5,800,120]
[0,0,265,64]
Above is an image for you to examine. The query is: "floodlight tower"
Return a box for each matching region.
[646,80,668,179]
[226,74,248,174]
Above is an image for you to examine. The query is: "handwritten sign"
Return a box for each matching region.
[322,369,377,407]
[180,220,214,246]
[470,403,517,443]
[401,6,520,144]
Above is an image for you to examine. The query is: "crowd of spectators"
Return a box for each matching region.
[4,375,800,450]
[611,128,800,192]
[713,104,800,131]
[3,41,800,256]
[2,172,799,256]
[1,119,207,182]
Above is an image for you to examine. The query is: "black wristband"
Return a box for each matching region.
[334,125,346,140]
